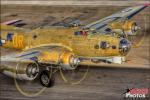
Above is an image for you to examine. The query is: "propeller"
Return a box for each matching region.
[127,16,147,48]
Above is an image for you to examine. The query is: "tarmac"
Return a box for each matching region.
[0,67,150,100]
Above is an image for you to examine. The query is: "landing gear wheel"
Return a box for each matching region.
[40,70,55,87]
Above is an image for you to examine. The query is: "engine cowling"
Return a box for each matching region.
[59,52,80,70]
[122,21,139,35]
[109,21,139,36]
[0,60,39,81]
[39,50,80,70]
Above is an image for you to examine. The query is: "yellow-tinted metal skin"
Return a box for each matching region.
[123,21,135,31]
[1,24,19,30]
[109,20,135,31]
[39,51,60,63]
[109,21,124,29]
[38,49,74,65]
[1,26,121,57]
[60,52,74,65]
[12,34,25,49]
[1,24,26,49]
[2,34,25,49]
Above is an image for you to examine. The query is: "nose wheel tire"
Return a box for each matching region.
[40,70,55,87]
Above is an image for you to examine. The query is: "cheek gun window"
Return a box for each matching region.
[100,41,109,49]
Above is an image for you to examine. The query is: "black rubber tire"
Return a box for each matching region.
[39,70,55,87]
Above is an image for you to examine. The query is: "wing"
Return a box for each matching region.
[83,5,147,34]
[1,49,41,62]
[1,44,79,70]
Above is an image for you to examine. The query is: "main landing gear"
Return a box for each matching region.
[39,70,55,87]
[38,64,57,87]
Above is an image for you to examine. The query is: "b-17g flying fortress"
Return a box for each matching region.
[0,0,150,99]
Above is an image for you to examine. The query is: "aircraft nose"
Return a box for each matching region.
[119,38,131,55]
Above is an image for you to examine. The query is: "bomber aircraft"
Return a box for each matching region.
[0,5,148,87]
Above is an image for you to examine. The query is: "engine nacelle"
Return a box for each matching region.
[109,20,139,36]
[122,21,139,35]
[59,52,80,70]
[0,60,39,81]
[38,48,80,70]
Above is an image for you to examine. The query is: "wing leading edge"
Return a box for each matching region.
[83,5,148,33]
